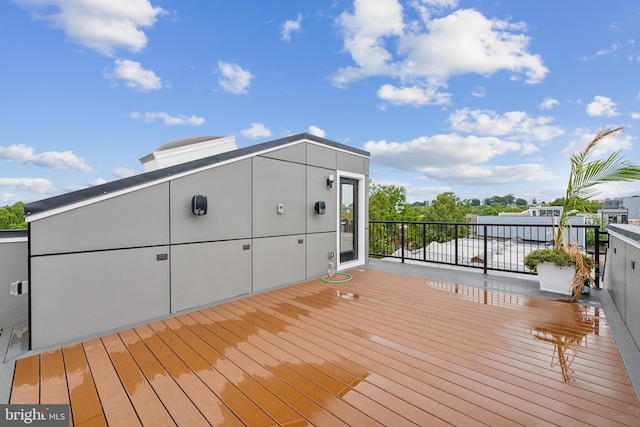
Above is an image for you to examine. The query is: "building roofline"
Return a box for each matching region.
[0,229,28,239]
[23,133,369,219]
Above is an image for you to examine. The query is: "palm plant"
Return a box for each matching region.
[555,126,640,301]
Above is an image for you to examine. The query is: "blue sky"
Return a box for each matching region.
[2,0,640,206]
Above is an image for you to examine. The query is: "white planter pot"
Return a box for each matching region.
[536,263,575,295]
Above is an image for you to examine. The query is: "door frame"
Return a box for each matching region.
[336,171,366,270]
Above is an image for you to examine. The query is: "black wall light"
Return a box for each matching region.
[327,174,335,189]
[315,201,326,215]
[192,194,208,215]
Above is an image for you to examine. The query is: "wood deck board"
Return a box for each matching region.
[82,338,141,427]
[118,328,209,426]
[39,350,68,404]
[203,304,430,426]
[181,311,351,426]
[132,324,244,427]
[147,320,279,426]
[9,268,640,426]
[234,296,496,426]
[301,275,634,392]
[10,354,39,404]
[62,343,106,426]
[281,279,639,409]
[161,316,308,426]
[258,286,564,426]
[101,333,176,426]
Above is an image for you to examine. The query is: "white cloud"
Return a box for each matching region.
[364,134,521,169]
[419,163,556,184]
[562,128,633,158]
[540,97,559,110]
[399,9,547,83]
[0,177,56,194]
[14,0,166,56]
[586,96,619,117]
[406,185,453,201]
[364,133,556,185]
[334,3,548,104]
[112,166,137,178]
[631,112,640,120]
[218,61,254,94]
[130,111,205,125]
[448,108,564,142]
[333,0,405,87]
[0,144,93,172]
[89,178,107,186]
[470,86,486,98]
[282,13,302,42]
[241,123,272,139]
[107,59,162,91]
[308,126,326,138]
[377,83,451,106]
[409,0,459,22]
[596,42,621,57]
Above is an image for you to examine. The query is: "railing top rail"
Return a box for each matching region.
[369,220,601,229]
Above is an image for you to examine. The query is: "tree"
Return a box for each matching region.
[368,184,423,255]
[421,192,470,243]
[369,184,422,221]
[0,202,27,229]
[515,198,528,207]
[424,192,468,222]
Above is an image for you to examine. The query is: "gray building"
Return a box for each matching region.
[23,133,370,349]
[622,195,640,221]
[0,230,28,329]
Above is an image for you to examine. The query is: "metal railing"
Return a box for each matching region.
[369,221,604,287]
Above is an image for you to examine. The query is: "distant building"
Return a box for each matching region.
[598,198,623,209]
[498,206,563,217]
[622,195,640,221]
[594,208,628,225]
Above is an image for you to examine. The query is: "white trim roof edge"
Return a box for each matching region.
[24,133,369,222]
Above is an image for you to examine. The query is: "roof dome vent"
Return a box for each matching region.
[139,135,237,171]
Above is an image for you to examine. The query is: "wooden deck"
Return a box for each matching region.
[9,268,640,426]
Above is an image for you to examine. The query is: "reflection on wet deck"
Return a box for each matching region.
[9,269,640,426]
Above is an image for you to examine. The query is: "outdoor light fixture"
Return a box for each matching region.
[327,174,335,188]
[315,201,326,215]
[192,194,208,215]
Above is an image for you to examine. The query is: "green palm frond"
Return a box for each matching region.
[558,126,640,235]
[537,126,640,301]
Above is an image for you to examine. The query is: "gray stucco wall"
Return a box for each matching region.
[0,235,28,329]
[605,224,640,350]
[28,140,369,349]
[30,183,170,255]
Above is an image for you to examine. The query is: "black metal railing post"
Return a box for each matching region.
[483,224,488,274]
[594,226,601,289]
[401,222,405,263]
[454,224,459,265]
[422,223,427,262]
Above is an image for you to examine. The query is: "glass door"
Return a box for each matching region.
[340,177,358,263]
